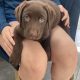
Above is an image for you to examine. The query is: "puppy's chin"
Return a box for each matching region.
[29,37,40,41]
[24,35,42,41]
[23,31,43,40]
[27,36,41,41]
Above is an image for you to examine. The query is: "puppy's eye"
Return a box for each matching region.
[25,15,30,22]
[39,18,45,23]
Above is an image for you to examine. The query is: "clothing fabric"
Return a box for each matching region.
[0,0,21,31]
[0,47,9,61]
[54,0,80,40]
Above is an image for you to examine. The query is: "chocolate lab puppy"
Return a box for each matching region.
[9,0,61,69]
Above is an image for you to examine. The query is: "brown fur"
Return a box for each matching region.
[9,0,61,69]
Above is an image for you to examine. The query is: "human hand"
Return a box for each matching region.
[58,5,70,28]
[9,21,19,28]
[0,26,15,56]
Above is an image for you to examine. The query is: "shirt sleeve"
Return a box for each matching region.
[4,0,21,23]
[0,1,9,31]
[53,0,61,5]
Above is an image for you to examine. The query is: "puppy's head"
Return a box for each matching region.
[15,0,61,40]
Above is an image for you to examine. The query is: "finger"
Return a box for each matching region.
[62,9,69,20]
[2,26,15,46]
[62,13,68,21]
[7,33,15,46]
[4,43,12,56]
[9,27,15,45]
[1,41,12,56]
[58,5,64,12]
[65,16,70,28]
[6,29,15,46]
[67,24,70,28]
[10,27,15,37]
[2,33,13,51]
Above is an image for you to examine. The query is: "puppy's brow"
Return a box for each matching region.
[22,6,47,19]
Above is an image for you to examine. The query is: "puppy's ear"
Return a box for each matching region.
[43,1,61,39]
[15,1,29,22]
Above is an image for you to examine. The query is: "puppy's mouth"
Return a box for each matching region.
[23,29,43,40]
[24,32,42,40]
[28,36,41,40]
[25,34,41,40]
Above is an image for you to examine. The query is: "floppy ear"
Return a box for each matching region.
[15,0,29,23]
[42,1,61,39]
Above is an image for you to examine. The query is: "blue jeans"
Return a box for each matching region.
[0,47,9,61]
[60,0,80,40]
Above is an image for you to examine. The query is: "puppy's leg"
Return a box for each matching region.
[9,32,23,69]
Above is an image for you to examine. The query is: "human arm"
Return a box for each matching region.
[0,0,20,56]
[0,0,13,55]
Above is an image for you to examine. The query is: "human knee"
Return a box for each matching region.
[26,53,48,79]
[51,27,77,68]
[21,40,48,78]
[51,39,77,67]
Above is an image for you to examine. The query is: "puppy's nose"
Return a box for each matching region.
[30,30,38,37]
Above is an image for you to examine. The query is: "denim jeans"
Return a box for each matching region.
[60,0,80,40]
[0,47,9,61]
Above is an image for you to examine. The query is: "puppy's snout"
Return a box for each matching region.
[30,30,38,37]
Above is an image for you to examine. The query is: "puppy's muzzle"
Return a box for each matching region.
[30,30,38,37]
[28,29,41,40]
